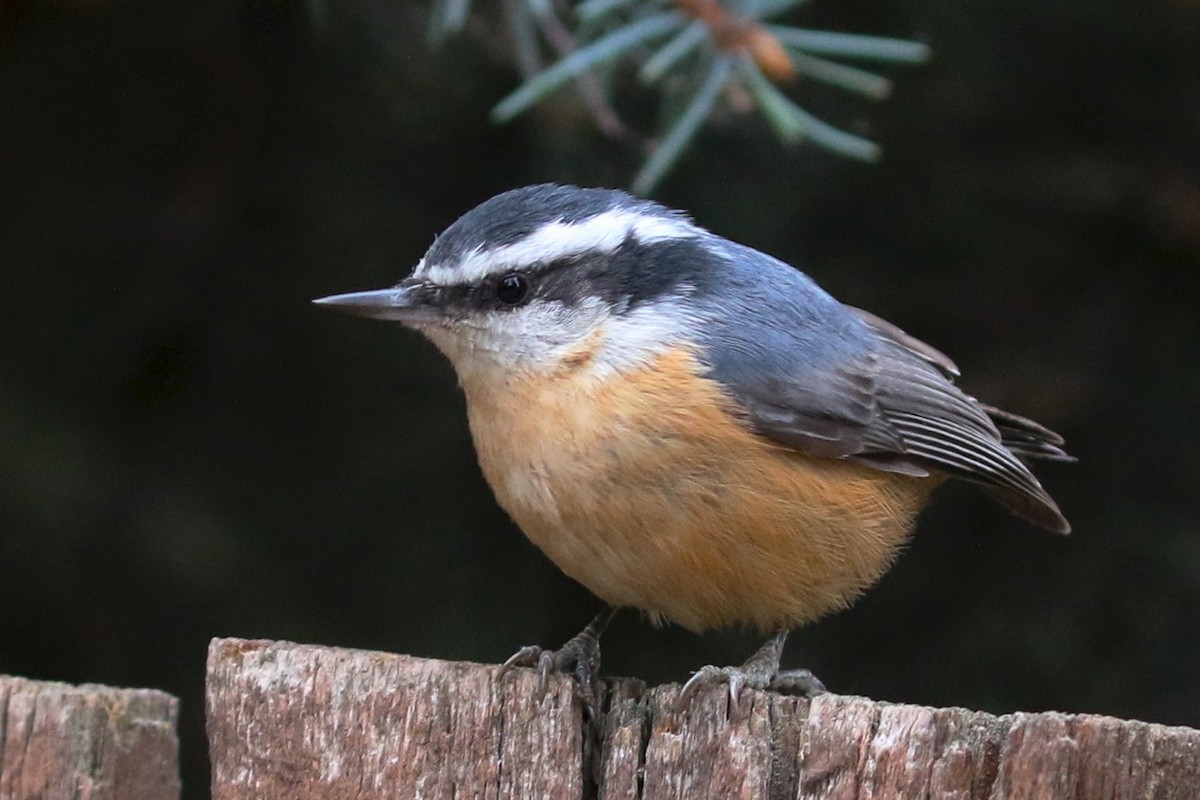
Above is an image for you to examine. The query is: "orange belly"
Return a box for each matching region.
[463,347,937,634]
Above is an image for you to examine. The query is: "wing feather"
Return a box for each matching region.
[701,295,1070,532]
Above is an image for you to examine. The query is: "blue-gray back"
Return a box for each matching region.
[688,239,1071,533]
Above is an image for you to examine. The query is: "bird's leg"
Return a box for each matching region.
[499,606,617,719]
[679,630,826,712]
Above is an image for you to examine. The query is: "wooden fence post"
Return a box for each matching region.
[206,638,1200,800]
[0,675,180,800]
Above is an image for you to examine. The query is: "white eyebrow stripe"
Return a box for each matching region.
[416,207,699,286]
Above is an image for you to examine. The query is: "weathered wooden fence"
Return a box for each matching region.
[0,675,179,799]
[5,640,1199,798]
[205,638,1200,800]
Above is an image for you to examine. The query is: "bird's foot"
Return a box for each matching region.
[498,606,616,721]
[679,630,826,713]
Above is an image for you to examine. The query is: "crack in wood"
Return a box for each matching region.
[204,640,1200,800]
[0,676,179,800]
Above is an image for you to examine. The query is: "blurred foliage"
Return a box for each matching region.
[1,1,1200,799]
[314,0,929,192]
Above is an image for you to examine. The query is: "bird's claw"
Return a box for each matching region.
[771,667,827,697]
[499,637,600,718]
[677,631,827,713]
[681,665,733,709]
[498,645,558,696]
[497,607,616,721]
[679,664,826,713]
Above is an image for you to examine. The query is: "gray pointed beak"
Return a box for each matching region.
[313,284,437,324]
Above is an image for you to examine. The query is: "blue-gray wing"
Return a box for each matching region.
[695,249,1071,533]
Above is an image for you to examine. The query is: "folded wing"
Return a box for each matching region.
[700,295,1072,533]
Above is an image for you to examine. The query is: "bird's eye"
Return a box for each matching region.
[496,273,529,306]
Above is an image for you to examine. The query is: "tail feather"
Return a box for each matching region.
[980,404,1073,533]
[983,485,1071,534]
[983,404,1076,464]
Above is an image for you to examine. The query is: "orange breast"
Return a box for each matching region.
[462,346,936,634]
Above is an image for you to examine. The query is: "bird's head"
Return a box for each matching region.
[315,184,714,383]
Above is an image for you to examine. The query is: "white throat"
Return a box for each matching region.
[417,297,699,388]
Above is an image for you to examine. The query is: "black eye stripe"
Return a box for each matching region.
[419,235,705,312]
[421,259,567,306]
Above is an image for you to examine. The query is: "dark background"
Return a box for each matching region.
[2,1,1198,796]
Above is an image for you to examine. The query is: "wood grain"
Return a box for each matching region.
[206,638,1200,799]
[0,675,179,800]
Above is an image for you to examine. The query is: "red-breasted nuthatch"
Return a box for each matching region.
[315,184,1072,704]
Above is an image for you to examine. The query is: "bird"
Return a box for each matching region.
[314,183,1073,708]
